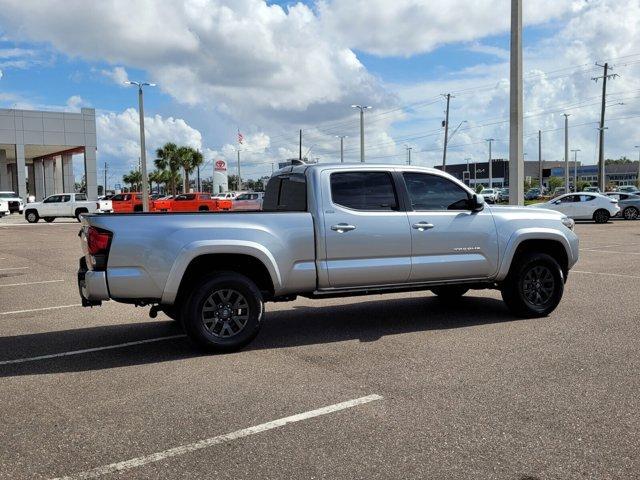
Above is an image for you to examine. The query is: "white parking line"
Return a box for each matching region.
[0,304,81,316]
[581,249,640,255]
[0,334,186,366]
[0,266,29,271]
[573,270,640,279]
[51,394,383,480]
[0,222,78,228]
[0,279,64,288]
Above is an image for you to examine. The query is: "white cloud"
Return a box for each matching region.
[318,0,583,57]
[100,66,129,86]
[96,108,203,174]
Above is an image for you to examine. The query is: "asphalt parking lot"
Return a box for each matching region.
[0,214,638,479]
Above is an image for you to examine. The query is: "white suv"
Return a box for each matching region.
[0,191,24,214]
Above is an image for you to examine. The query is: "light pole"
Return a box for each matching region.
[351,105,372,162]
[563,113,570,193]
[486,138,495,188]
[465,157,471,186]
[509,0,524,205]
[571,149,581,191]
[635,146,640,188]
[125,80,156,212]
[405,145,413,165]
[336,135,347,162]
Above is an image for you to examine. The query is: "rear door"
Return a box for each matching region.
[402,172,499,281]
[321,169,411,288]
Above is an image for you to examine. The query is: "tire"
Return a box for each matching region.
[501,252,564,318]
[133,205,143,212]
[198,206,209,211]
[75,209,88,221]
[44,217,55,223]
[181,272,263,352]
[431,285,469,301]
[623,207,639,220]
[593,209,610,224]
[25,210,39,223]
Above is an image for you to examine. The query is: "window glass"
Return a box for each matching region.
[580,195,595,202]
[558,195,575,203]
[44,195,61,203]
[199,194,211,200]
[330,172,397,211]
[403,173,469,210]
[263,174,307,211]
[75,194,87,201]
[61,195,71,202]
[236,194,250,201]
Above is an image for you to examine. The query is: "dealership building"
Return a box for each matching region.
[437,159,638,189]
[0,107,98,200]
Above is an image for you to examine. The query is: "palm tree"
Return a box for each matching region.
[155,142,180,195]
[148,169,164,194]
[122,169,142,192]
[177,146,204,193]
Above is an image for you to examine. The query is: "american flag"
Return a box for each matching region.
[237,130,244,145]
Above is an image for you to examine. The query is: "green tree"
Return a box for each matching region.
[548,176,563,193]
[122,169,142,192]
[177,146,204,193]
[154,142,181,195]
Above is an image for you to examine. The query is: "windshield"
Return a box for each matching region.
[0,192,17,198]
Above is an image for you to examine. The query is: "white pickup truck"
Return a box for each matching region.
[25,193,112,223]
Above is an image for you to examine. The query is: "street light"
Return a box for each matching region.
[571,149,581,191]
[336,135,348,162]
[351,105,372,162]
[125,81,156,212]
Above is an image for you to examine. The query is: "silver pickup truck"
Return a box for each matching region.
[78,163,579,352]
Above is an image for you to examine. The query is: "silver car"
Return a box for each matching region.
[605,192,640,220]
[231,192,264,211]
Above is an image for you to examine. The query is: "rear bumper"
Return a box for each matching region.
[77,257,110,306]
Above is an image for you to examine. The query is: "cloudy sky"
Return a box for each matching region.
[0,0,639,184]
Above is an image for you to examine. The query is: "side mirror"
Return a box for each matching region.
[471,194,485,212]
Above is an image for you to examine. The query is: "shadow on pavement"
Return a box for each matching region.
[0,294,519,377]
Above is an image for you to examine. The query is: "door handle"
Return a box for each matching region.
[331,223,356,233]
[412,221,434,231]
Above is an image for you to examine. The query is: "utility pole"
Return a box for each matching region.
[197,165,201,192]
[352,105,372,162]
[104,161,107,195]
[509,0,524,205]
[441,93,452,172]
[405,146,412,165]
[125,81,155,212]
[299,129,302,161]
[563,114,570,192]
[486,138,494,188]
[336,135,347,162]
[236,149,242,191]
[571,149,581,191]
[593,62,618,191]
[465,157,471,186]
[538,130,543,191]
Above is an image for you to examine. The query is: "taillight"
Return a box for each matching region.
[87,226,112,255]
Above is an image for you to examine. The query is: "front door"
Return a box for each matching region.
[402,172,499,282]
[321,170,411,288]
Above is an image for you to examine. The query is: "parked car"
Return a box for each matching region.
[231,192,264,211]
[110,193,148,213]
[479,188,498,203]
[25,193,112,223]
[525,188,542,200]
[169,193,219,212]
[497,188,509,202]
[605,192,640,220]
[214,191,243,211]
[531,192,619,223]
[78,163,579,352]
[552,187,566,197]
[0,191,24,214]
[584,186,601,193]
[616,185,640,194]
[0,198,8,217]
